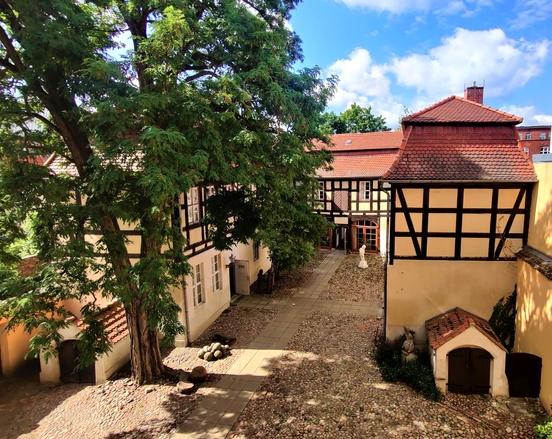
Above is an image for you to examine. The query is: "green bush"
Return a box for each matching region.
[535,419,552,439]
[373,335,442,401]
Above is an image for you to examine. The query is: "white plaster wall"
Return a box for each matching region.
[433,326,508,397]
[184,248,231,342]
[95,336,131,383]
[230,240,272,292]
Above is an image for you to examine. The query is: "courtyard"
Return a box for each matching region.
[0,251,545,438]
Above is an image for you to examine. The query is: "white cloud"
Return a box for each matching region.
[511,0,552,29]
[390,28,550,100]
[337,0,493,15]
[325,28,550,128]
[501,105,552,126]
[326,48,404,127]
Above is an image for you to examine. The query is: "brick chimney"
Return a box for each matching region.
[465,82,484,104]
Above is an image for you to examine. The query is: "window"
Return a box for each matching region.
[540,132,547,140]
[540,146,550,154]
[518,132,523,140]
[205,185,216,198]
[523,147,529,154]
[211,254,222,293]
[192,263,205,305]
[525,133,532,140]
[359,181,371,201]
[318,181,325,200]
[253,241,260,261]
[187,187,201,224]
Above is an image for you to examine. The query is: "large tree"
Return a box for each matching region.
[0,0,334,383]
[320,103,389,134]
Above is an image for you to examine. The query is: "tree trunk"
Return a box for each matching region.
[125,300,164,384]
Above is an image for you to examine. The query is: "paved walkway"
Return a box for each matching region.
[174,251,383,439]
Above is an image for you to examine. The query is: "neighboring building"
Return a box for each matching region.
[517,125,551,160]
[383,86,536,395]
[36,158,271,384]
[314,132,402,254]
[514,154,552,414]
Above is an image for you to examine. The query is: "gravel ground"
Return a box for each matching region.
[326,253,384,303]
[1,306,275,439]
[270,250,328,298]
[229,311,544,439]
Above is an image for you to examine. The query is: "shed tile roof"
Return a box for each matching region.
[383,139,537,182]
[317,150,399,178]
[402,96,522,124]
[73,302,129,344]
[425,307,506,351]
[313,131,403,152]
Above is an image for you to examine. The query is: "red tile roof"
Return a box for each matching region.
[425,307,506,351]
[317,150,399,178]
[73,302,129,344]
[402,96,522,124]
[384,97,537,182]
[313,131,403,152]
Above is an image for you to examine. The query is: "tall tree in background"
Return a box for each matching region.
[0,0,334,383]
[321,103,389,134]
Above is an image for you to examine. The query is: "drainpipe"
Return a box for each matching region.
[383,186,391,340]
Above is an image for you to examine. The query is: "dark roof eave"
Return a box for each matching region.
[381,178,537,184]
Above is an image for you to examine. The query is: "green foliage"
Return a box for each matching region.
[489,288,517,352]
[320,103,390,134]
[535,418,552,439]
[374,335,443,401]
[0,0,335,378]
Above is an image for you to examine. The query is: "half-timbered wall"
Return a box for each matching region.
[386,183,532,341]
[389,184,532,261]
[315,178,390,252]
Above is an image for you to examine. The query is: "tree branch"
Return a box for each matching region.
[184,70,220,83]
[0,24,25,73]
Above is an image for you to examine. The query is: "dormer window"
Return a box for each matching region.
[359,181,371,201]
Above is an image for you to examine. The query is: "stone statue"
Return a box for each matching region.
[358,244,368,269]
[401,327,417,363]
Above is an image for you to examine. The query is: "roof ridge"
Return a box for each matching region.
[402,95,522,124]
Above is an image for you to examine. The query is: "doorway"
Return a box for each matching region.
[334,226,348,250]
[352,220,379,252]
[448,347,491,394]
[59,340,95,384]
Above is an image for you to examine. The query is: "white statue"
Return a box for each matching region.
[358,244,368,269]
[401,327,417,363]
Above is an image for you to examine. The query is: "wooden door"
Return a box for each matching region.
[59,340,95,384]
[235,260,250,295]
[448,348,491,394]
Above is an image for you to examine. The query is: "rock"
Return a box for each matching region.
[197,350,205,359]
[189,366,208,383]
[176,381,195,395]
[212,342,222,351]
[204,352,213,361]
[214,350,222,359]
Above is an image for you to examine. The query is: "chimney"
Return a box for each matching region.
[465,81,484,104]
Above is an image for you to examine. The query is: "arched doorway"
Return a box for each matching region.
[59,340,95,384]
[448,347,492,394]
[352,220,379,252]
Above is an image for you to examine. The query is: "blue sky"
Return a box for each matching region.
[289,0,552,127]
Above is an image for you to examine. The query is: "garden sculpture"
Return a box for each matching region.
[358,244,368,269]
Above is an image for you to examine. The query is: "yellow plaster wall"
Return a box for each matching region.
[386,259,517,341]
[0,323,34,376]
[528,162,552,255]
[515,260,552,414]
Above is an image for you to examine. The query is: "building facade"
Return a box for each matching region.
[517,125,551,160]
[314,132,401,254]
[383,88,537,344]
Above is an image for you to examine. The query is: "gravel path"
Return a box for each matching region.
[326,253,384,303]
[229,311,543,438]
[1,306,275,439]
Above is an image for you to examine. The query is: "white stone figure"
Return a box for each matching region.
[358,244,368,269]
[401,327,418,363]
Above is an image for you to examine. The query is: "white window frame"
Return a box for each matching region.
[192,263,205,305]
[525,133,532,140]
[318,181,325,200]
[540,145,550,154]
[253,241,260,261]
[211,254,222,293]
[523,146,529,154]
[187,187,201,225]
[359,181,371,201]
[539,132,547,140]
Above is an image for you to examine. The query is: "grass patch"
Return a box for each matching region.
[535,418,552,439]
[374,335,442,401]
